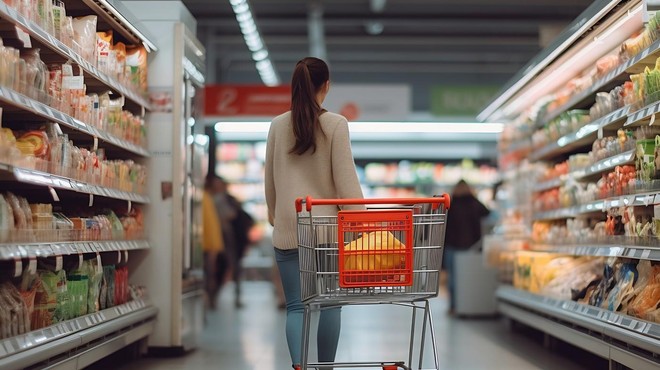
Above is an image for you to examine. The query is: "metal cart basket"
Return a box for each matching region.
[295,195,450,370]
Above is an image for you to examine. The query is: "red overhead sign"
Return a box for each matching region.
[204,84,291,117]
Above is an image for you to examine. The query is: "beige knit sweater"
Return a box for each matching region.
[265,111,364,250]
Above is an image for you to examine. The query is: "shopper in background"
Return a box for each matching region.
[265,57,364,370]
[201,176,224,310]
[444,179,491,314]
[211,175,254,309]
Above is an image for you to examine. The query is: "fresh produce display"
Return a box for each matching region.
[513,252,660,322]
[0,192,144,243]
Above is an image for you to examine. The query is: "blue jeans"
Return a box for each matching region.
[275,248,341,367]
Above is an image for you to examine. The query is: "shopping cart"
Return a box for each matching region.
[295,195,450,370]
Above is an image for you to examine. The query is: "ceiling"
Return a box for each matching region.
[183,0,593,113]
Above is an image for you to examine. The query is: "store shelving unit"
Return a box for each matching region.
[0,0,158,369]
[0,299,157,370]
[497,286,660,369]
[480,0,660,367]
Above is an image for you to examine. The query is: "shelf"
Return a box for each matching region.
[0,1,152,112]
[538,38,660,129]
[0,163,150,204]
[0,240,149,259]
[533,190,660,221]
[0,299,156,370]
[531,242,660,261]
[625,99,660,127]
[497,286,660,362]
[530,106,630,162]
[572,149,636,180]
[533,177,564,192]
[0,86,149,157]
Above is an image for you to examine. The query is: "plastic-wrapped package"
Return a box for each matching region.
[72,16,98,64]
[5,192,28,230]
[19,268,38,331]
[85,259,103,313]
[125,45,147,92]
[586,258,619,307]
[541,257,604,301]
[67,269,88,318]
[21,49,48,101]
[0,282,29,338]
[97,30,113,73]
[101,265,115,309]
[603,262,638,312]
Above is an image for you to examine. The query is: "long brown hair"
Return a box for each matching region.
[290,57,329,155]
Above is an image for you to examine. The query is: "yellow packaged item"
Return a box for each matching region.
[343,231,406,271]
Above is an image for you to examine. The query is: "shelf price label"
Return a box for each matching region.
[15,25,31,48]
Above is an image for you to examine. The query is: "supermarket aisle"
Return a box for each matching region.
[116,281,590,370]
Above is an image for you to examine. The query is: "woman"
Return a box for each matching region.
[444,179,490,314]
[265,57,363,370]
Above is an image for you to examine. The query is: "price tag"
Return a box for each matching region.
[48,186,60,202]
[645,195,654,206]
[117,250,122,263]
[93,137,98,152]
[62,76,84,90]
[642,249,651,259]
[4,340,15,353]
[15,25,31,48]
[99,312,106,321]
[28,258,37,274]
[89,194,94,207]
[78,254,84,269]
[650,113,656,126]
[54,256,62,271]
[124,250,129,263]
[14,259,22,278]
[85,317,92,326]
[127,200,132,213]
[52,325,61,335]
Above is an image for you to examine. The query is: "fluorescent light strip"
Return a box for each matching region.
[214,121,504,134]
[230,0,280,86]
[477,0,620,122]
[98,0,157,52]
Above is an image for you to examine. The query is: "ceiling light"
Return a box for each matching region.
[229,0,280,86]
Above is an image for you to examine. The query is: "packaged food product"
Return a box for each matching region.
[602,261,638,311]
[32,270,58,330]
[343,231,406,270]
[85,259,103,313]
[72,16,98,64]
[16,130,50,159]
[67,268,89,317]
[125,45,147,92]
[5,192,28,230]
[96,30,113,73]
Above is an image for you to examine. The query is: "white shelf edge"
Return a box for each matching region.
[0,2,152,111]
[0,240,150,260]
[573,149,636,180]
[0,163,150,204]
[0,86,149,158]
[0,299,156,369]
[533,190,660,220]
[533,177,564,192]
[497,286,660,358]
[530,242,660,261]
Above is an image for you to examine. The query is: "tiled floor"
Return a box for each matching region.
[117,281,590,370]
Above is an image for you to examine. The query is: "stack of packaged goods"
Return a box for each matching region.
[0,192,144,243]
[513,252,660,323]
[0,122,147,194]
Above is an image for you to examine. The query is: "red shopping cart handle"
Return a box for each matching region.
[295,194,450,212]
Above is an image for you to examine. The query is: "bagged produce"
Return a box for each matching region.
[587,258,619,307]
[541,257,604,301]
[67,268,89,318]
[85,259,103,313]
[343,231,406,270]
[603,262,638,312]
[0,282,29,338]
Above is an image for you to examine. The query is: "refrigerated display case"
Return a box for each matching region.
[481,1,660,368]
[123,1,206,352]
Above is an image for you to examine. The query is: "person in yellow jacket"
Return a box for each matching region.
[202,176,224,309]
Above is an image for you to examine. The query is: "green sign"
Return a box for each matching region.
[431,86,499,116]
